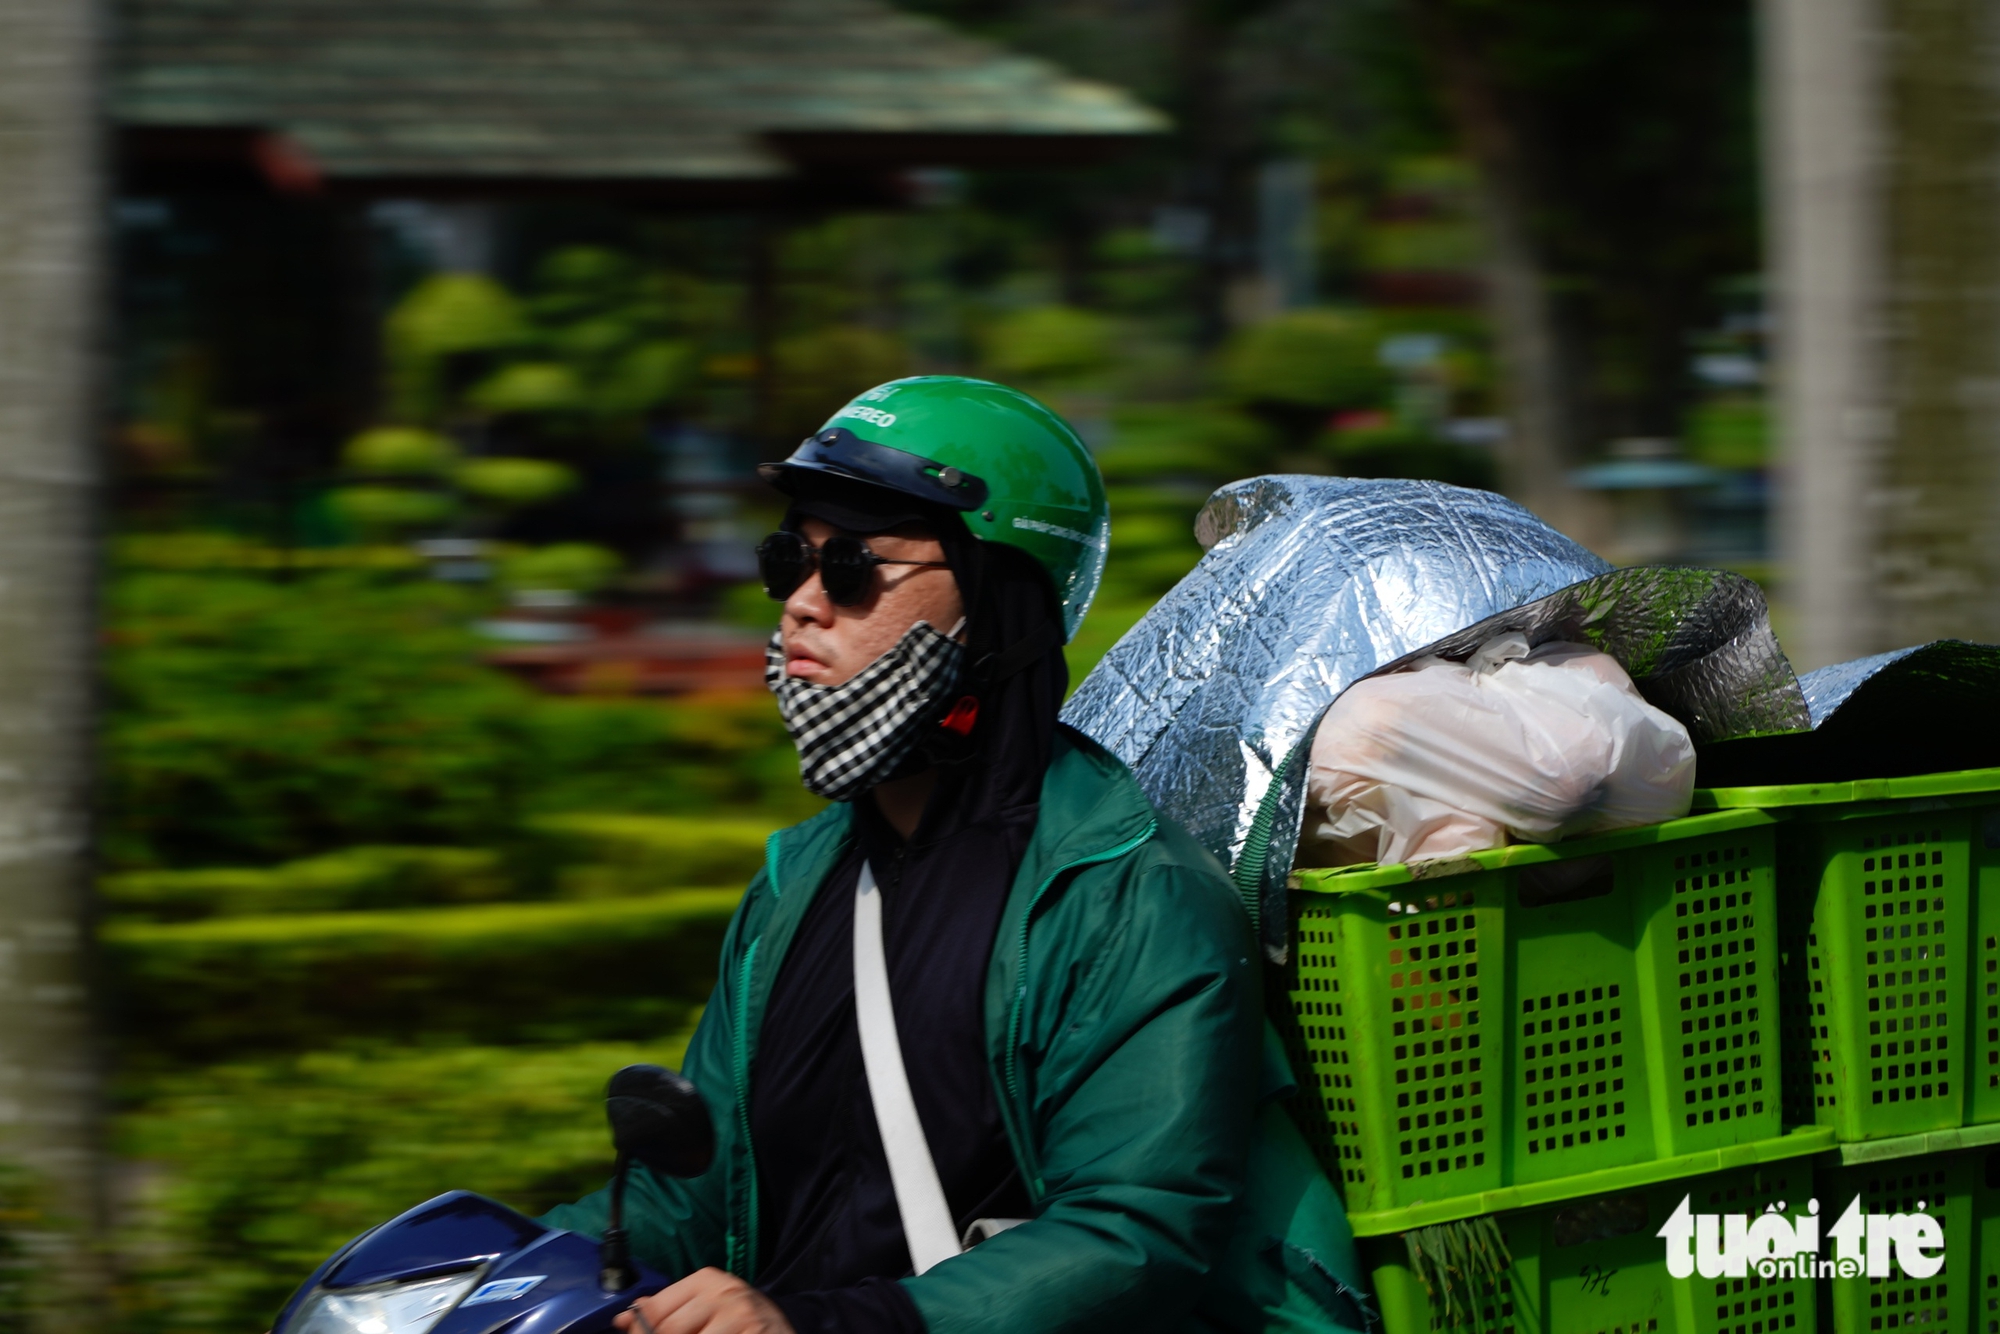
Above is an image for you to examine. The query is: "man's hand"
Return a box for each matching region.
[614,1268,794,1334]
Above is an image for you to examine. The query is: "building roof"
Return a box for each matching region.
[112,0,1167,196]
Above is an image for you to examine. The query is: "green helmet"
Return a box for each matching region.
[758,376,1109,640]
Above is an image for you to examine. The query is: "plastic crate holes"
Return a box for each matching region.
[1779,812,1976,1137]
[1777,831,1826,1127]
[1293,914,1363,1184]
[1291,887,1491,1193]
[1835,823,1957,1112]
[1694,1170,1810,1334]
[1987,926,2000,1093]
[1844,1161,1952,1333]
[1518,983,1628,1158]
[1401,1272,1524,1334]
[1387,893,1487,1185]
[1291,822,1785,1220]
[1860,828,1953,1109]
[1671,844,1769,1131]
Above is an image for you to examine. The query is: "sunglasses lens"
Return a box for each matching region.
[817,537,873,606]
[756,532,808,600]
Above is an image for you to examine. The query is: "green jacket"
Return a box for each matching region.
[543,729,1368,1334]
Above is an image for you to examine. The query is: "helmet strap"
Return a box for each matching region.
[973,620,1060,687]
[910,620,1060,770]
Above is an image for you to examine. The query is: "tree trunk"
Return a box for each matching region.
[1761,0,1890,670]
[1404,0,1582,533]
[1767,0,2000,662]
[0,0,108,1323]
[1875,0,2000,647]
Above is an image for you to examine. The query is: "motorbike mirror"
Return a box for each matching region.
[605,1064,715,1179]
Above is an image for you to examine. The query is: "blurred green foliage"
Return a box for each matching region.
[1360,160,1485,274]
[102,568,815,871]
[770,325,909,443]
[1061,486,1209,683]
[500,247,704,435]
[496,541,621,595]
[717,577,785,630]
[114,532,428,574]
[1101,487,1208,600]
[106,892,732,1064]
[1221,309,1393,445]
[456,457,578,508]
[981,305,1116,384]
[102,818,774,924]
[104,572,534,870]
[325,485,459,537]
[341,427,460,478]
[1685,397,1768,469]
[1322,423,1498,490]
[345,246,717,552]
[116,1034,693,1334]
[517,693,815,821]
[381,249,705,442]
[1089,229,1199,322]
[530,814,773,900]
[384,275,527,424]
[467,360,587,416]
[331,428,578,542]
[1093,404,1275,484]
[103,847,511,923]
[98,555,794,1325]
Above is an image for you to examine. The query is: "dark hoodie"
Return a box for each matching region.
[752,537,1067,1334]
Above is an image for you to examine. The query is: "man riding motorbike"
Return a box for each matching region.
[542,377,1367,1334]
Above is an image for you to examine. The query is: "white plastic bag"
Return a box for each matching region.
[1303,633,1695,867]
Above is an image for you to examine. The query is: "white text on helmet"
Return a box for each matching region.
[837,406,898,428]
[1013,516,1094,546]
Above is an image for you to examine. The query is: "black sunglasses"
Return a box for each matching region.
[755,530,951,606]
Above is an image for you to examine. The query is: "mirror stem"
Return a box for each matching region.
[600,1150,635,1293]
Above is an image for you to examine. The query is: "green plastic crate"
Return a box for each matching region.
[1690,767,2000,817]
[1691,768,2000,1141]
[1287,808,1830,1233]
[1364,1158,1819,1334]
[1813,1123,2000,1333]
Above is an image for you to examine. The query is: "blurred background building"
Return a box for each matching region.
[109,0,1167,691]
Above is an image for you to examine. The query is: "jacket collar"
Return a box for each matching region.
[1011,725,1157,893]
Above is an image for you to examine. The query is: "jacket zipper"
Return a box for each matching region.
[728,935,761,1278]
[728,832,785,1275]
[1001,821,1156,1195]
[762,830,782,900]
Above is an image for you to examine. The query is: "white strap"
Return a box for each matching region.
[854,861,962,1275]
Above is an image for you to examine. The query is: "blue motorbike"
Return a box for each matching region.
[271,1065,712,1334]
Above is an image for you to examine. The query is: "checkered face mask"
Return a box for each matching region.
[764,618,967,802]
